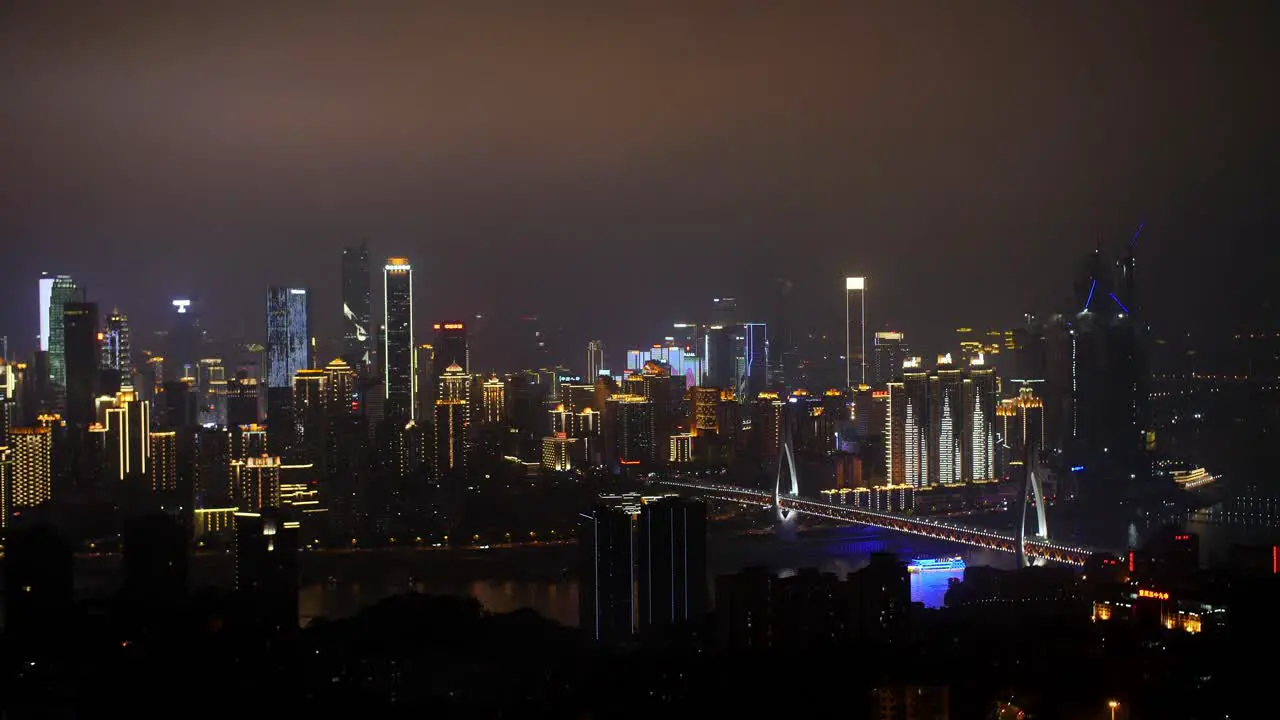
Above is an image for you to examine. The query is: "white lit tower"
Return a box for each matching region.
[382,258,416,420]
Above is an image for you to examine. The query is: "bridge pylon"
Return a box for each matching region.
[1017,446,1051,567]
[774,422,801,522]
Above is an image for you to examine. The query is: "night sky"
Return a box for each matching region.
[2,1,1276,361]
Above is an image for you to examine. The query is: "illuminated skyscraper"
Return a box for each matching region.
[432,322,468,373]
[44,274,79,400]
[293,369,327,471]
[167,298,204,380]
[266,287,311,389]
[232,455,282,511]
[887,358,928,487]
[965,355,997,482]
[322,358,359,415]
[872,331,907,386]
[8,426,52,509]
[382,258,416,419]
[605,395,655,467]
[481,374,506,424]
[149,430,178,493]
[929,355,966,486]
[433,363,471,484]
[738,323,768,401]
[341,243,373,373]
[587,340,605,380]
[102,387,151,481]
[101,309,133,384]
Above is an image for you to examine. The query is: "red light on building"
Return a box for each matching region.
[1174,534,1191,541]
[1128,551,1135,573]
[1273,545,1278,574]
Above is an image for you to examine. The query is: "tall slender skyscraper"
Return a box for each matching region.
[265,287,311,388]
[101,309,133,384]
[587,340,605,380]
[62,301,99,427]
[383,258,416,419]
[45,274,79,399]
[341,243,373,373]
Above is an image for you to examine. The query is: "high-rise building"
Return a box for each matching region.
[341,243,373,373]
[637,496,707,633]
[703,325,735,390]
[266,287,311,389]
[8,426,53,509]
[481,374,506,424]
[965,355,998,482]
[101,309,133,385]
[382,258,416,419]
[293,368,327,471]
[738,323,768,401]
[872,331,907,386]
[149,430,178,493]
[61,301,99,427]
[587,340,605,380]
[45,274,79,402]
[432,322,468,373]
[887,358,928,487]
[928,355,966,486]
[322,358,359,415]
[845,277,867,388]
[0,445,11,526]
[433,363,471,484]
[102,386,151,481]
[578,496,639,642]
[605,395,655,467]
[233,455,282,511]
[234,509,300,633]
[167,298,204,381]
[226,370,260,426]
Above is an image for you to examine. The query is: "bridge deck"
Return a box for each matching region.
[656,479,1097,566]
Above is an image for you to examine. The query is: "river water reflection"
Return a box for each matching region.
[299,525,1015,627]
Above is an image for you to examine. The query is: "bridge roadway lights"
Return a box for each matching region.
[657,479,1092,566]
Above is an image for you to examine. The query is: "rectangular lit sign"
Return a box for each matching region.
[1138,589,1169,601]
[846,277,866,290]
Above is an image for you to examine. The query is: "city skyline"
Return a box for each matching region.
[2,2,1277,357]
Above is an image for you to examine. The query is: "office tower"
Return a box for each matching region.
[587,340,605,380]
[61,301,99,426]
[293,368,327,470]
[887,358,928,487]
[101,309,132,385]
[845,277,867,388]
[481,374,505,424]
[998,385,1045,481]
[195,358,227,427]
[433,363,471,484]
[265,386,294,457]
[266,287,311,389]
[2,525,73,646]
[541,435,583,471]
[928,355,966,486]
[872,331,907,386]
[578,497,639,642]
[341,243,373,373]
[414,343,435,421]
[43,274,78,399]
[232,424,268,461]
[149,430,178,493]
[752,391,785,462]
[195,427,232,507]
[703,325,734,391]
[638,497,708,633]
[738,322,768,401]
[712,296,737,326]
[234,509,300,633]
[323,358,359,414]
[965,355,997,481]
[432,321,468,373]
[605,395,655,467]
[167,298,204,380]
[233,455,281,511]
[226,370,260,426]
[690,386,720,434]
[8,426,53,509]
[160,380,196,428]
[382,258,416,420]
[102,387,151,481]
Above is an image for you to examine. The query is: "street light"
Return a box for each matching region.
[1108,700,1120,720]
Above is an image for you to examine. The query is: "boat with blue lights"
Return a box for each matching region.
[907,556,966,573]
